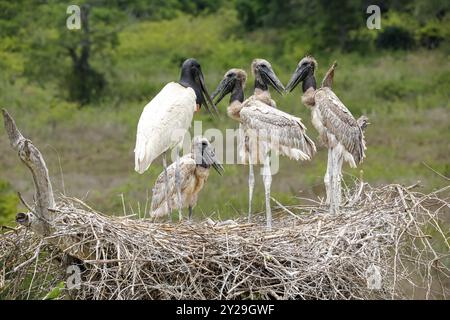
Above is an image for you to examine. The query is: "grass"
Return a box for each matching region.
[0,12,449,222]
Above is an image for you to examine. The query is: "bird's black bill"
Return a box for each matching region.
[198,72,220,117]
[285,66,308,92]
[211,162,224,175]
[261,66,285,95]
[211,77,234,105]
[202,147,224,176]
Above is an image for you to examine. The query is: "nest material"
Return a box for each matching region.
[1,182,449,300]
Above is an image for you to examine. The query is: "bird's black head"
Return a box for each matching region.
[210,68,247,105]
[251,59,285,95]
[285,56,318,93]
[192,137,224,175]
[179,58,219,117]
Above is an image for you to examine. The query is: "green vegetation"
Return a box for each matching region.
[0,1,449,220]
[0,180,18,226]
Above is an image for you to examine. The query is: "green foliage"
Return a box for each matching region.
[418,19,449,49]
[376,26,416,50]
[42,282,65,300]
[178,0,225,15]
[0,180,18,227]
[110,9,261,101]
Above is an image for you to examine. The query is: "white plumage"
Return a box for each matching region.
[134,58,217,221]
[134,82,196,174]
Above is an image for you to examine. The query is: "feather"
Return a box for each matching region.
[357,115,369,131]
[150,155,206,218]
[321,61,337,89]
[134,82,196,174]
[314,87,366,166]
[240,98,316,161]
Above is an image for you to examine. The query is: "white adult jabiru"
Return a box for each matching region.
[134,58,218,220]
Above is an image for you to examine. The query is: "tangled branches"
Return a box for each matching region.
[1,182,448,300]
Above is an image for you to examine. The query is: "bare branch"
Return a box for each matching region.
[2,109,55,235]
[17,192,33,212]
[2,108,25,149]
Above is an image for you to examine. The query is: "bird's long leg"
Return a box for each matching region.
[329,147,342,214]
[262,149,272,230]
[324,148,332,205]
[335,149,343,210]
[328,146,336,214]
[247,141,255,223]
[188,205,193,221]
[175,145,183,221]
[162,151,172,222]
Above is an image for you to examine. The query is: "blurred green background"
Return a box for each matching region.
[0,0,449,224]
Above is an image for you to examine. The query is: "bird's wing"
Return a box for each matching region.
[238,122,266,164]
[150,156,196,216]
[314,87,366,164]
[240,99,316,160]
[134,82,196,174]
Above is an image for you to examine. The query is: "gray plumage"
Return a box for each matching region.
[240,97,316,161]
[150,137,222,219]
[286,56,368,214]
[357,115,369,131]
[151,156,201,218]
[321,61,337,88]
[314,87,366,167]
[212,63,315,229]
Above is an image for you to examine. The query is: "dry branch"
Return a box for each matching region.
[2,109,55,235]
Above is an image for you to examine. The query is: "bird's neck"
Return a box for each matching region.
[302,74,316,92]
[179,72,202,104]
[254,77,268,92]
[302,87,316,107]
[228,84,245,120]
[230,83,244,104]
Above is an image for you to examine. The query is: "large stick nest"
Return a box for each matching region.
[1,182,449,300]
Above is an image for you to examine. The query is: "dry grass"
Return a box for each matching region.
[1,182,449,300]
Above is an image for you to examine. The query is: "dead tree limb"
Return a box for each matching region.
[2,109,55,235]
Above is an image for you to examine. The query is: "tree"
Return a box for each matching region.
[64,5,110,104]
[62,3,125,105]
[16,1,123,105]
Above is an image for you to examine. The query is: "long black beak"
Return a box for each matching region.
[261,66,285,95]
[203,146,224,176]
[198,71,220,117]
[285,65,308,92]
[211,77,234,105]
[211,161,224,175]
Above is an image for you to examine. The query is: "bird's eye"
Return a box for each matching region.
[228,73,235,78]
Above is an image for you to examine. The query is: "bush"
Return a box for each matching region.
[376,26,416,50]
[0,180,18,227]
[418,22,447,49]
